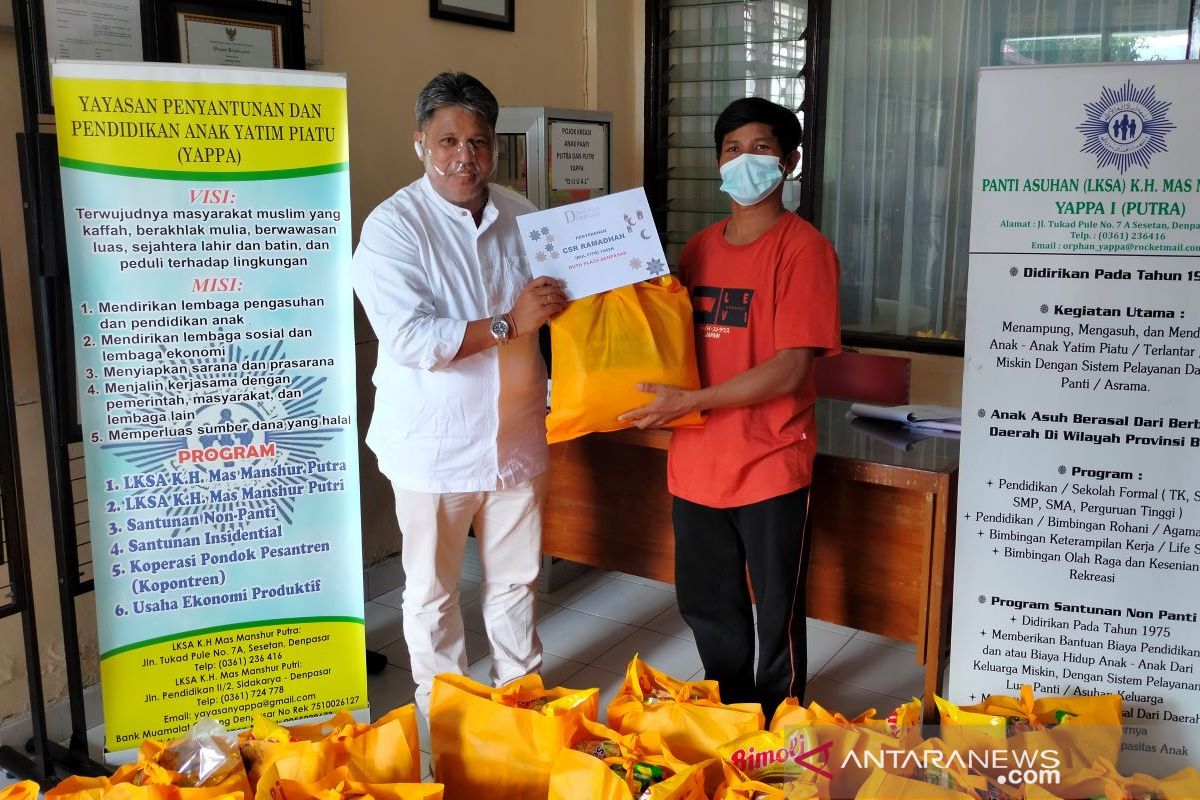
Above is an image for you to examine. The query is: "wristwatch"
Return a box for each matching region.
[489,314,512,345]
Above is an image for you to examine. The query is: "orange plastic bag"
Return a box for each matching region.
[1052,757,1200,799]
[266,766,441,800]
[241,706,421,798]
[853,769,975,800]
[549,750,711,800]
[936,686,1121,776]
[429,672,599,800]
[112,729,251,800]
[548,718,709,800]
[770,697,922,745]
[46,778,241,800]
[768,699,923,799]
[546,275,705,444]
[607,655,765,764]
[847,738,1004,800]
[0,782,40,800]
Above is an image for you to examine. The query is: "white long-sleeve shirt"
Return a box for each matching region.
[353,175,548,492]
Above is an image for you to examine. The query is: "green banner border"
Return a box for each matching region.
[59,156,348,181]
[100,615,364,660]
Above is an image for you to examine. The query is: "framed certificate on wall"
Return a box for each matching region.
[178,12,282,66]
[429,0,514,32]
[153,0,304,69]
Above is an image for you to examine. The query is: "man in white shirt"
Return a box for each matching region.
[353,72,566,715]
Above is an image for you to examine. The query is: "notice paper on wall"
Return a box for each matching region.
[52,60,366,754]
[43,0,143,62]
[549,118,607,192]
[949,61,1200,775]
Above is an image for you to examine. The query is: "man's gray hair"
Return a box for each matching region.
[414,72,499,130]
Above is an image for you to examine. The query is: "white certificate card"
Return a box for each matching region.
[515,187,667,300]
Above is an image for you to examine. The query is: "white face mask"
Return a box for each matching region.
[413,134,497,179]
[718,153,785,206]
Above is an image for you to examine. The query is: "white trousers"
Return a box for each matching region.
[389,474,546,716]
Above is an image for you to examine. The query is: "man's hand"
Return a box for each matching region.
[510,276,567,337]
[618,383,700,429]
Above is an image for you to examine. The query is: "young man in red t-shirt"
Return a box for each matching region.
[620,98,841,713]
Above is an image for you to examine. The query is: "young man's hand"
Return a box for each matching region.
[618,383,699,429]
[618,348,815,427]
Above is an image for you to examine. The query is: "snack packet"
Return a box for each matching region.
[716,729,825,799]
[137,720,243,788]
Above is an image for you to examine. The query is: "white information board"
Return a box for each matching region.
[549,119,608,191]
[951,61,1200,776]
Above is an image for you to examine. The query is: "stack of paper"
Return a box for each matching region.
[848,416,932,451]
[848,403,962,434]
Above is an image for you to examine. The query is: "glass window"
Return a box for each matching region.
[820,0,1190,342]
[661,0,809,264]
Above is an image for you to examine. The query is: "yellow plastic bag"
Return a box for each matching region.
[266,766,442,800]
[608,655,765,765]
[549,750,711,800]
[548,718,709,800]
[936,686,1121,775]
[768,700,924,799]
[429,672,599,800]
[714,730,827,799]
[0,782,40,800]
[47,778,241,800]
[546,275,705,444]
[242,706,421,799]
[771,697,922,743]
[853,769,975,800]
[114,732,251,800]
[1052,757,1200,799]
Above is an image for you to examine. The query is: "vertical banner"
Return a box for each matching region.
[51,61,366,753]
[951,61,1200,775]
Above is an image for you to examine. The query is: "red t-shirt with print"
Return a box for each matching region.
[667,212,841,508]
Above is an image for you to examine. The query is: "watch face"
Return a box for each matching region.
[491,317,509,338]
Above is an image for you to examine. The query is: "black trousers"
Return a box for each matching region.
[672,486,811,715]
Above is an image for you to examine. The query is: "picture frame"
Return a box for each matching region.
[152,0,305,69]
[429,0,514,32]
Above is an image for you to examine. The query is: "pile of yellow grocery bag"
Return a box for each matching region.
[5,655,1197,800]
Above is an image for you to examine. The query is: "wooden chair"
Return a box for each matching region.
[812,349,911,405]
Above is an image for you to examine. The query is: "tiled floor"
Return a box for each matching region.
[1,566,920,786]
[367,567,923,779]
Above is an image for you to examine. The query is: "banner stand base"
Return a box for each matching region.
[0,739,106,782]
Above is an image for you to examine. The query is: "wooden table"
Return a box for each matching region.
[541,399,959,719]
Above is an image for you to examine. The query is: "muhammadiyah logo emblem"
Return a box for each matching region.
[1077,79,1174,174]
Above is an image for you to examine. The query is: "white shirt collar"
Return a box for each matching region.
[418,173,499,234]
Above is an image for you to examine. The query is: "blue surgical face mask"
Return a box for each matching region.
[719,153,785,206]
